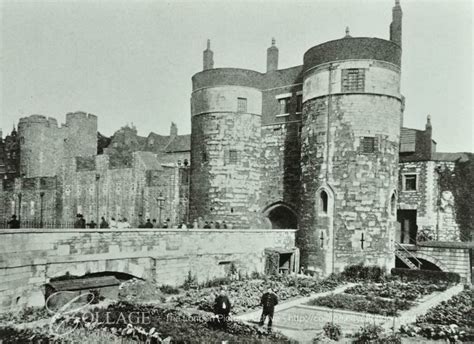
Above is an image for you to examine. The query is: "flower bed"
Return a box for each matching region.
[67,302,296,343]
[344,280,449,301]
[305,293,413,316]
[399,289,473,342]
[175,274,343,315]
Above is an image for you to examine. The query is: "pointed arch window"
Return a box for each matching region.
[320,190,328,214]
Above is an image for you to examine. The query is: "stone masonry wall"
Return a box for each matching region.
[0,229,296,311]
[190,112,262,228]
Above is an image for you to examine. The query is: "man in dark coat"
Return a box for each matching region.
[74,214,82,228]
[79,214,86,228]
[144,219,153,228]
[259,287,278,330]
[213,288,231,328]
[99,217,109,229]
[8,215,20,229]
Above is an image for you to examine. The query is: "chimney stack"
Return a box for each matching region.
[203,39,214,71]
[266,38,279,72]
[390,0,402,47]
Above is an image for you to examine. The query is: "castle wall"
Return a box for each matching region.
[190,85,263,228]
[0,228,295,311]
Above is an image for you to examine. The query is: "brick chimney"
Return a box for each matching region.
[266,38,279,72]
[203,39,214,71]
[170,122,178,140]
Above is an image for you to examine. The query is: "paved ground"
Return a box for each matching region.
[235,283,461,344]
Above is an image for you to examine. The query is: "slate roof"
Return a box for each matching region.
[136,151,163,170]
[165,135,191,153]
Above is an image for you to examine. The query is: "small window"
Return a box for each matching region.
[279,98,290,115]
[342,68,365,92]
[404,174,417,191]
[296,95,303,113]
[390,193,396,216]
[320,190,328,214]
[202,152,208,163]
[237,98,247,113]
[362,137,375,153]
[229,150,238,164]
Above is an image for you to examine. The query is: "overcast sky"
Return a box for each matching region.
[1,0,472,152]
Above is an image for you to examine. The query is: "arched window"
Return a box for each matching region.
[320,190,328,214]
[390,192,396,216]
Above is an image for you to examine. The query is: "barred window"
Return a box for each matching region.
[361,137,375,153]
[229,150,238,164]
[342,68,365,92]
[404,174,417,191]
[296,94,303,113]
[237,98,247,113]
[279,98,290,114]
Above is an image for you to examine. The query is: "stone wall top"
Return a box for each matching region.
[303,37,401,72]
[192,68,264,90]
[0,228,297,235]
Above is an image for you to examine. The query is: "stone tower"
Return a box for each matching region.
[189,44,263,228]
[297,2,403,276]
[18,112,97,178]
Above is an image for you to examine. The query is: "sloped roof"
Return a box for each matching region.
[432,152,470,162]
[135,151,163,170]
[48,276,120,291]
[146,132,171,152]
[165,135,191,153]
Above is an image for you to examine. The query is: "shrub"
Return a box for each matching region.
[342,264,385,282]
[352,323,384,343]
[159,285,180,294]
[182,271,198,290]
[323,322,342,341]
[391,268,460,283]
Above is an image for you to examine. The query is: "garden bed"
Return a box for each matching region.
[305,293,413,316]
[175,274,343,315]
[66,301,296,343]
[344,279,449,301]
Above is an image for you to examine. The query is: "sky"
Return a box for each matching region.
[0,0,472,152]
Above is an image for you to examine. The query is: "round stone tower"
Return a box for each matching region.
[189,42,263,228]
[298,31,403,275]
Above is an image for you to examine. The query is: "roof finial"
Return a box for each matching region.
[206,39,211,50]
[271,37,276,46]
[345,26,351,38]
[426,114,432,129]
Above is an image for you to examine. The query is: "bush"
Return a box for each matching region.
[323,322,342,341]
[159,285,180,294]
[182,271,198,290]
[306,293,412,316]
[391,268,460,283]
[342,264,385,282]
[352,324,384,343]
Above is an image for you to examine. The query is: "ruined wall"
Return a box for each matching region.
[0,228,296,311]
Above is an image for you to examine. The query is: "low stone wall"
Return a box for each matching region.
[0,228,296,312]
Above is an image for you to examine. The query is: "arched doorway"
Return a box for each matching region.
[264,203,298,229]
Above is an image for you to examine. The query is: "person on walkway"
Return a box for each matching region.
[213,287,231,329]
[259,287,278,331]
[99,217,109,229]
[203,221,211,229]
[221,221,227,229]
[144,219,153,228]
[79,214,86,228]
[74,214,82,228]
[88,220,97,229]
[7,215,20,229]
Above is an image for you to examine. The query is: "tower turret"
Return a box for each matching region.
[266,38,279,72]
[390,0,402,46]
[203,39,214,71]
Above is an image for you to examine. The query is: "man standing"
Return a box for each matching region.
[144,219,153,228]
[213,287,231,328]
[99,217,109,229]
[7,215,20,229]
[259,287,278,331]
